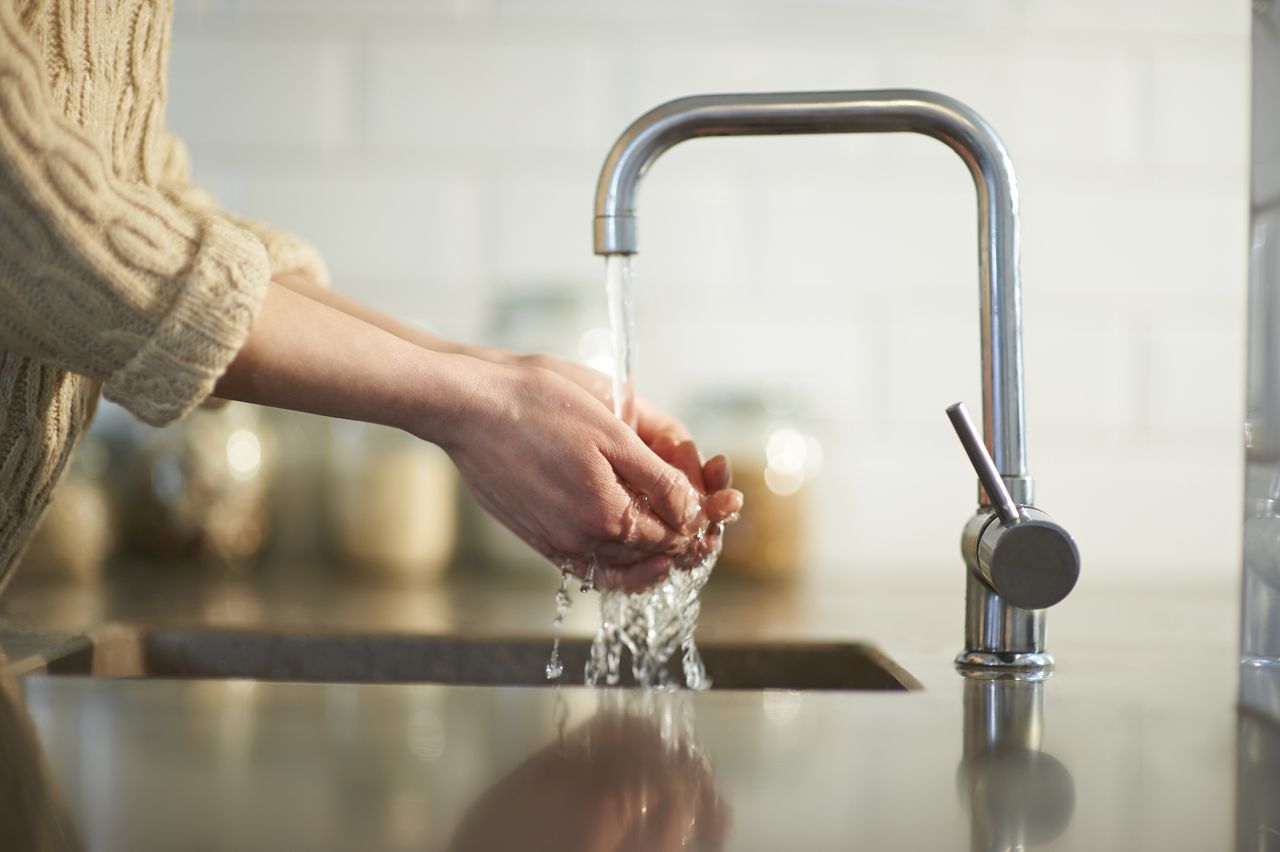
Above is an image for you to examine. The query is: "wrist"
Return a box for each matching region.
[398,351,509,450]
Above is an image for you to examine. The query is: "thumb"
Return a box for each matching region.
[609,433,702,534]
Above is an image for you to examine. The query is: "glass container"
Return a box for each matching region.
[121,401,275,568]
[687,391,822,583]
[326,421,457,582]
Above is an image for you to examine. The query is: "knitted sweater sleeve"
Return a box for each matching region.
[0,4,270,427]
[157,133,331,289]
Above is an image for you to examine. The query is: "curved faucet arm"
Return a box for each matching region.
[592,88,1027,481]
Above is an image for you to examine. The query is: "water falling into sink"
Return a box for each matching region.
[545,255,718,690]
[604,254,637,428]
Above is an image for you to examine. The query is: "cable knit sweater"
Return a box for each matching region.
[0,0,330,589]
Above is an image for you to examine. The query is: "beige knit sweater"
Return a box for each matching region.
[0,0,329,588]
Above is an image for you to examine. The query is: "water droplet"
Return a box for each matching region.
[545,639,565,680]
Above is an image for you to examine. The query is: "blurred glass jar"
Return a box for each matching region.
[18,434,114,582]
[122,401,275,568]
[326,421,457,582]
[687,391,823,583]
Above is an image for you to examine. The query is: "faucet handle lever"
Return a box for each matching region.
[947,402,1022,526]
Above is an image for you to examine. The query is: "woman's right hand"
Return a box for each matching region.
[430,361,708,590]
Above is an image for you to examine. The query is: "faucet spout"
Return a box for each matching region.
[592,89,1028,488]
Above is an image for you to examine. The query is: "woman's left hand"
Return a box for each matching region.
[514,353,689,447]
[514,353,737,488]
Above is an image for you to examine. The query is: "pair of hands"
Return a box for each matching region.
[436,353,743,592]
[253,274,738,591]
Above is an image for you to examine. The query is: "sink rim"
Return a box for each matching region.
[14,621,923,693]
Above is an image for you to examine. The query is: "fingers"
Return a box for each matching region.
[699,455,740,524]
[652,438,735,502]
[593,554,673,593]
[608,436,702,534]
[592,527,681,566]
[584,466,739,592]
[704,489,743,524]
[702,454,732,492]
[648,430,680,464]
[670,441,706,493]
[633,399,692,448]
[649,432,707,492]
[551,506,686,583]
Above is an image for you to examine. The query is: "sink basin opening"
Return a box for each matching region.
[34,625,921,692]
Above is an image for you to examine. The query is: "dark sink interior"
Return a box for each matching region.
[34,625,920,692]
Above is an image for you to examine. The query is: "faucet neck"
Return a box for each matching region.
[592,89,1028,480]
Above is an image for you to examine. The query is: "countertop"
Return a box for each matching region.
[0,562,1264,851]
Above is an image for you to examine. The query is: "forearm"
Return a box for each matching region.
[212,282,483,443]
[272,272,515,365]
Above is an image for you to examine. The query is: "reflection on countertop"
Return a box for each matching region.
[959,675,1074,851]
[448,691,729,852]
[0,564,1254,850]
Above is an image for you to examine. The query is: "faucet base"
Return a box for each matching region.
[960,565,1052,673]
[955,650,1054,673]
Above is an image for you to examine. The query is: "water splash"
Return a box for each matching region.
[584,546,718,689]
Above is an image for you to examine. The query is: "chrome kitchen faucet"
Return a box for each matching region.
[592,90,1080,672]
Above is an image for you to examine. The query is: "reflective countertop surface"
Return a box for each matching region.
[0,564,1257,851]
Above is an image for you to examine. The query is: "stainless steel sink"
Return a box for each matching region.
[29,624,921,691]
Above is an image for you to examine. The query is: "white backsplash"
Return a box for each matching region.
[166,0,1249,588]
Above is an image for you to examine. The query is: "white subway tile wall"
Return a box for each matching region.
[168,0,1249,587]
